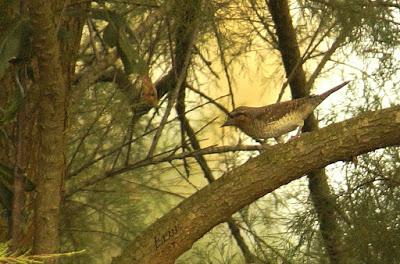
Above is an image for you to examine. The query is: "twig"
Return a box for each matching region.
[212,14,235,109]
[193,45,220,79]
[67,94,229,178]
[121,177,189,199]
[68,199,132,231]
[168,161,200,191]
[146,23,199,157]
[66,144,262,197]
[276,19,327,102]
[87,18,100,60]
[67,90,117,171]
[187,85,230,114]
[305,32,346,91]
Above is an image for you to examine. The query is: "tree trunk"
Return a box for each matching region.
[29,0,67,260]
[267,1,347,262]
[0,0,86,254]
[0,2,40,250]
[112,105,400,264]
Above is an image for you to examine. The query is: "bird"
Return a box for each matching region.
[221,81,350,142]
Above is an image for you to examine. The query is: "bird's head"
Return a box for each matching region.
[222,107,252,129]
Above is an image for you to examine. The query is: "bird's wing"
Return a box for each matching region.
[253,97,314,123]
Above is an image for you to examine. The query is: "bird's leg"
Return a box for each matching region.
[255,138,264,145]
[289,121,304,141]
[274,136,285,144]
[295,125,303,137]
[288,126,303,141]
[259,139,271,148]
[258,139,275,153]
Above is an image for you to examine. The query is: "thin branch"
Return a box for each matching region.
[66,144,262,197]
[276,19,330,102]
[68,199,133,231]
[305,32,346,91]
[67,94,229,178]
[87,18,100,60]
[187,85,230,115]
[121,178,189,199]
[249,0,278,47]
[124,108,137,165]
[147,24,199,157]
[193,45,220,79]
[73,50,118,93]
[168,161,200,191]
[212,14,236,109]
[67,89,117,171]
[238,223,293,264]
[73,9,162,93]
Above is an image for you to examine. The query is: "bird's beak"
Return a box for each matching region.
[221,118,234,127]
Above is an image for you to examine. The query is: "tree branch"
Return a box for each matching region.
[112,105,400,264]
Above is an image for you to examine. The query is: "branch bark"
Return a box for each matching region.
[177,81,259,263]
[112,105,400,264]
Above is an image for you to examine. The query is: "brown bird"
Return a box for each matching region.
[222,81,350,142]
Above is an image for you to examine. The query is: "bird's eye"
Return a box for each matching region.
[231,112,246,118]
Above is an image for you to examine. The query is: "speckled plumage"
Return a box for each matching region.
[222,81,350,140]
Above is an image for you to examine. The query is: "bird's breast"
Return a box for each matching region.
[258,111,305,139]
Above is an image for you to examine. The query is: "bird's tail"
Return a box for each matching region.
[319,80,350,100]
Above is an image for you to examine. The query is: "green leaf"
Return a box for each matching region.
[93,9,147,75]
[117,31,147,75]
[90,9,125,27]
[103,23,118,47]
[0,18,30,79]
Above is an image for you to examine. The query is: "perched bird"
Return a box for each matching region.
[222,81,350,142]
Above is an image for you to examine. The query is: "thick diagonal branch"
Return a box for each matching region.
[112,106,400,264]
[176,86,260,263]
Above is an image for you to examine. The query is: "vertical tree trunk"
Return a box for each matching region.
[267,1,347,263]
[0,2,40,250]
[0,0,85,253]
[29,0,66,260]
